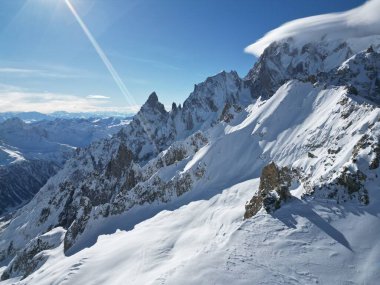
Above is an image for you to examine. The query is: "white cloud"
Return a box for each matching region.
[0,66,90,79]
[0,85,139,114]
[0,68,38,74]
[86,95,111,99]
[245,0,380,57]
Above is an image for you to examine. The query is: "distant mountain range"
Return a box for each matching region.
[0,111,134,123]
[0,116,131,215]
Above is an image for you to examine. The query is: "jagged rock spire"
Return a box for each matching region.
[139,92,167,115]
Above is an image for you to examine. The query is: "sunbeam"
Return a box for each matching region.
[64,0,159,153]
[64,0,133,106]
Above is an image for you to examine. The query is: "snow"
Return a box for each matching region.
[4,175,379,284]
[0,117,127,166]
[0,146,25,165]
[1,75,379,284]
[245,0,380,56]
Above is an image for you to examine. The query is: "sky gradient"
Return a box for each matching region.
[0,0,366,114]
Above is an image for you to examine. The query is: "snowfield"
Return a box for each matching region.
[2,178,379,285]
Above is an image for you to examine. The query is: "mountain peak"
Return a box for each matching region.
[139,92,167,116]
[146,92,159,106]
[1,117,26,129]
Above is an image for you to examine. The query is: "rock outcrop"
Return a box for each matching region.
[1,228,65,280]
[244,162,297,219]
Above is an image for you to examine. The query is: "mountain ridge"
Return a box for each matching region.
[1,33,380,283]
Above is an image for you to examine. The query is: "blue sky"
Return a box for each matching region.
[0,0,366,113]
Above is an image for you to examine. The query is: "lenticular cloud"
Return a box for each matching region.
[245,0,380,57]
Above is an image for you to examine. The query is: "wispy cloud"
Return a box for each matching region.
[86,94,111,99]
[0,68,37,74]
[0,84,139,114]
[0,67,70,78]
[0,65,95,79]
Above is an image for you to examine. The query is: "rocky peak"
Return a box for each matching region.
[139,92,167,116]
[145,91,159,105]
[184,71,244,110]
[329,48,380,103]
[244,38,359,99]
[205,70,239,86]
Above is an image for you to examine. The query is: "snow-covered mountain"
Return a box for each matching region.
[0,117,130,214]
[0,111,133,123]
[1,1,380,284]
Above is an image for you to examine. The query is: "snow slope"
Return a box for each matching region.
[4,179,380,284]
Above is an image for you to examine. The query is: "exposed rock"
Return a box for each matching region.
[64,197,92,252]
[369,140,380,170]
[1,228,65,281]
[245,38,356,99]
[38,208,50,225]
[310,165,370,206]
[106,144,134,178]
[336,169,369,205]
[219,103,243,123]
[330,49,380,103]
[328,147,342,155]
[308,152,317,158]
[244,162,297,219]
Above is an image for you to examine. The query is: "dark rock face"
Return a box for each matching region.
[0,160,60,215]
[327,49,380,104]
[106,144,134,178]
[219,103,243,123]
[140,92,168,116]
[369,141,380,170]
[336,169,369,205]
[64,197,92,252]
[352,133,380,171]
[244,162,295,219]
[308,152,317,158]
